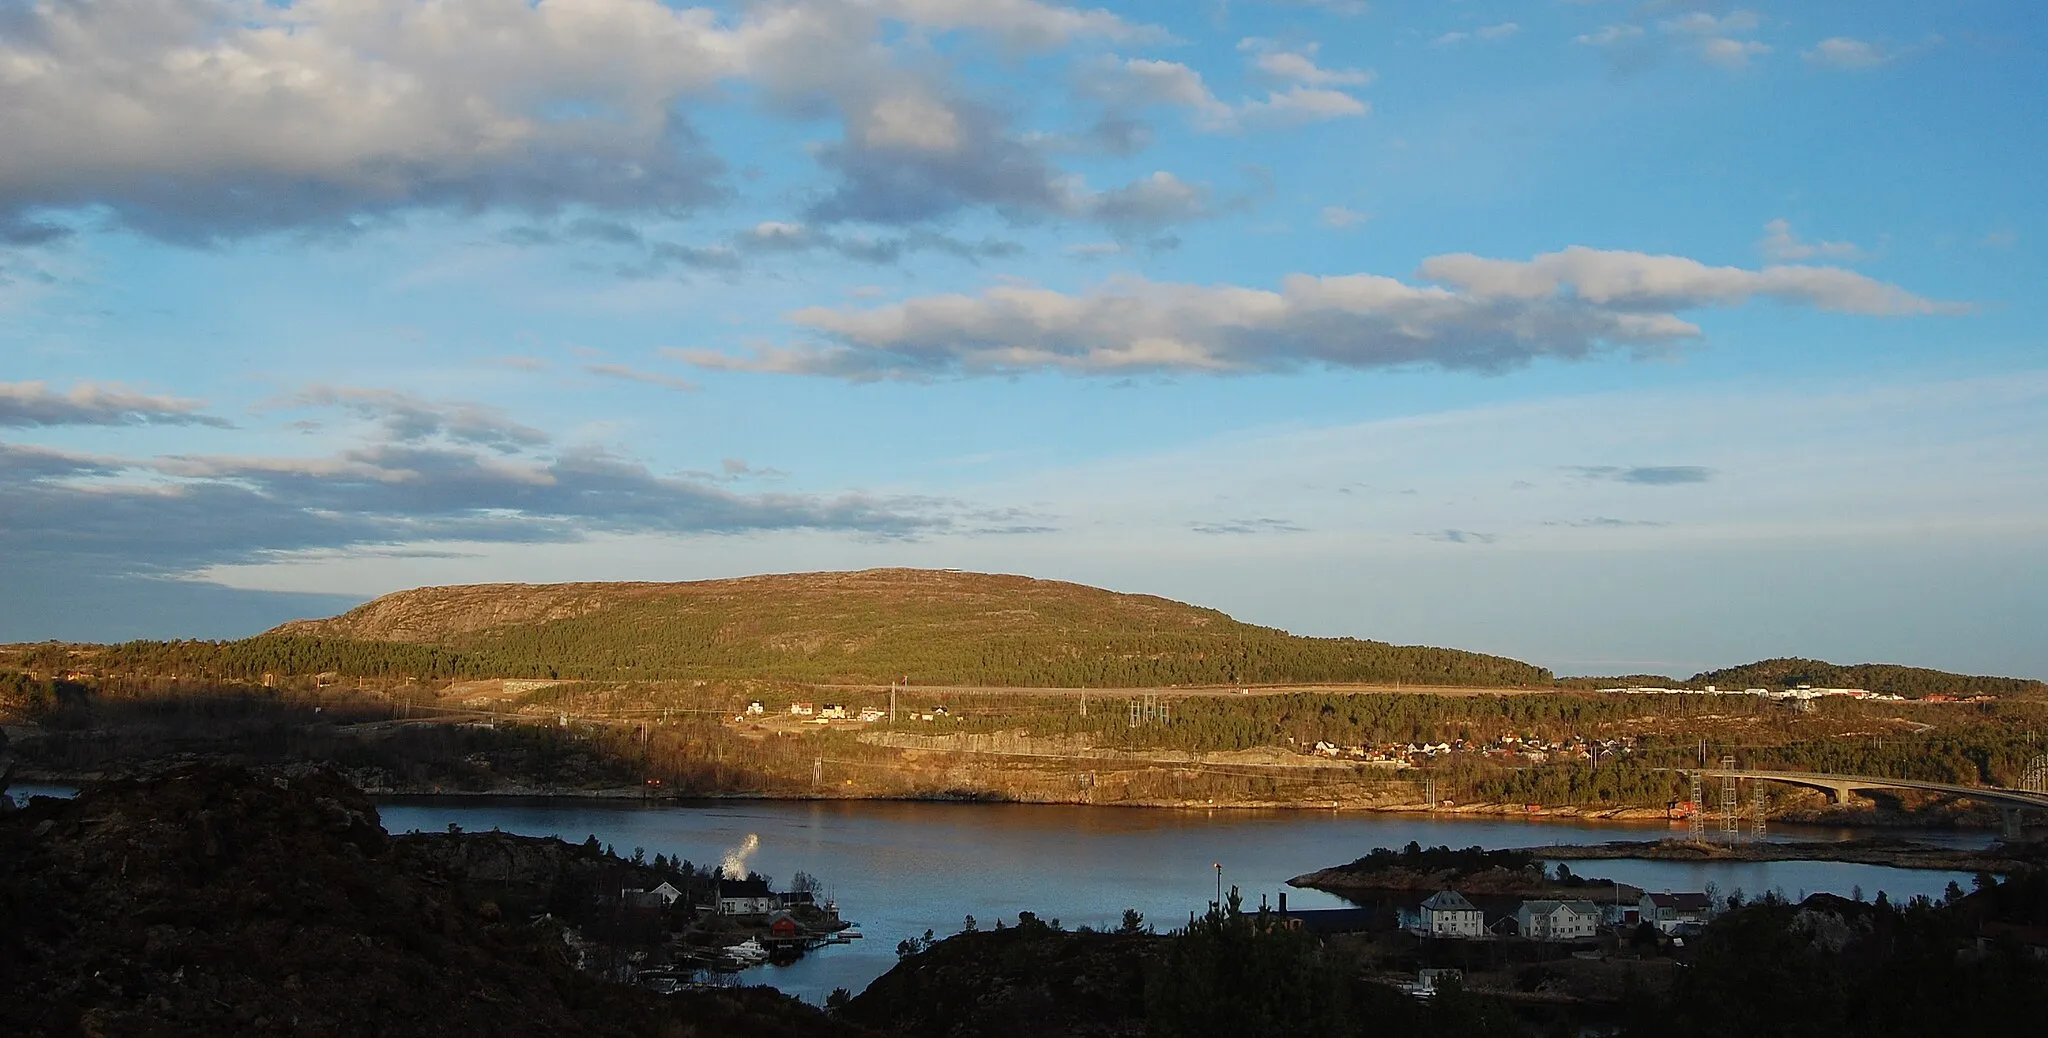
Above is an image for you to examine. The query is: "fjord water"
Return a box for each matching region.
[377,797,1984,1004]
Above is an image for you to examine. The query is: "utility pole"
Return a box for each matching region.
[1213,862,1223,918]
[1688,770,1706,845]
[1720,757,1740,845]
[889,683,897,724]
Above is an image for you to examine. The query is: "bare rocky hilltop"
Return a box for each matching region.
[254,568,1553,688]
[267,569,1231,646]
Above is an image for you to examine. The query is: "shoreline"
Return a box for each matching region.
[1513,837,2041,873]
[12,768,2012,835]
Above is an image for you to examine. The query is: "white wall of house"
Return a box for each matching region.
[1425,907,1486,938]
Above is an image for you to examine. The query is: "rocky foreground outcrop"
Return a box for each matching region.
[843,926,1155,1038]
[0,763,851,1037]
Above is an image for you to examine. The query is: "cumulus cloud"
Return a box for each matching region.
[1661,11,1763,37]
[1577,9,1768,71]
[1697,36,1771,69]
[1080,54,1369,133]
[1803,37,1890,69]
[0,0,1151,241]
[1571,465,1715,486]
[1321,205,1370,228]
[0,441,124,479]
[0,0,740,241]
[1575,25,1646,48]
[510,216,1020,273]
[0,381,233,428]
[1759,219,1864,262]
[0,382,973,590]
[1436,23,1519,45]
[1661,9,1770,69]
[805,88,1142,227]
[283,387,550,453]
[674,247,1953,380]
[1239,39,1373,86]
[0,438,948,582]
[1080,172,1212,232]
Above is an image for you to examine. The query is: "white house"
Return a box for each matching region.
[745,701,765,716]
[1417,890,1486,938]
[644,881,683,906]
[819,704,848,719]
[858,708,886,723]
[1640,892,1714,933]
[788,702,815,717]
[1515,900,1601,940]
[710,878,778,916]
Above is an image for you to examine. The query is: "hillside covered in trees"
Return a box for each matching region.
[34,570,1556,688]
[1687,658,2046,698]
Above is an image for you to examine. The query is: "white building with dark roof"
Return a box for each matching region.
[1417,890,1486,938]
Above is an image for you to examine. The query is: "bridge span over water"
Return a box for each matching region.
[1695,768,2048,811]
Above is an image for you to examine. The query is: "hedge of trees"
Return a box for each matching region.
[43,628,1553,689]
[0,672,91,720]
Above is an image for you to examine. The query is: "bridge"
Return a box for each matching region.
[1696,766,2048,837]
[1697,768,2048,811]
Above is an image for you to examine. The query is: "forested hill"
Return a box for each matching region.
[1687,658,2046,698]
[96,569,1552,687]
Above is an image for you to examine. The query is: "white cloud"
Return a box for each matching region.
[860,94,968,153]
[1075,171,1211,230]
[675,246,1955,380]
[1240,40,1373,86]
[1438,23,1519,45]
[0,381,232,428]
[1084,50,1370,132]
[1321,205,1370,228]
[1579,11,1769,70]
[1575,25,1645,47]
[1803,37,1890,69]
[1698,37,1771,69]
[283,387,550,454]
[1661,11,1763,37]
[877,0,1151,48]
[1758,219,1864,262]
[0,0,1152,240]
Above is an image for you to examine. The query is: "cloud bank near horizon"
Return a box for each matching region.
[675,246,1954,379]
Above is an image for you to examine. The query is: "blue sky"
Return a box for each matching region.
[2,0,2043,678]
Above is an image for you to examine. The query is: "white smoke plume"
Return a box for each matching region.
[721,833,760,877]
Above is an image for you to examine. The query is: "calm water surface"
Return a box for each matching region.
[4,782,79,806]
[377,797,1984,1004]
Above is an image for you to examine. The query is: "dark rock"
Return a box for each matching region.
[0,761,858,1037]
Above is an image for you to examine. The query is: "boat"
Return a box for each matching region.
[721,937,769,965]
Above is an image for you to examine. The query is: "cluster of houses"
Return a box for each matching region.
[1597,684,1909,703]
[1400,889,1715,940]
[1308,734,1636,768]
[619,877,840,948]
[739,700,953,724]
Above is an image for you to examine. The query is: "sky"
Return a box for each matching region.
[2,0,2044,678]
